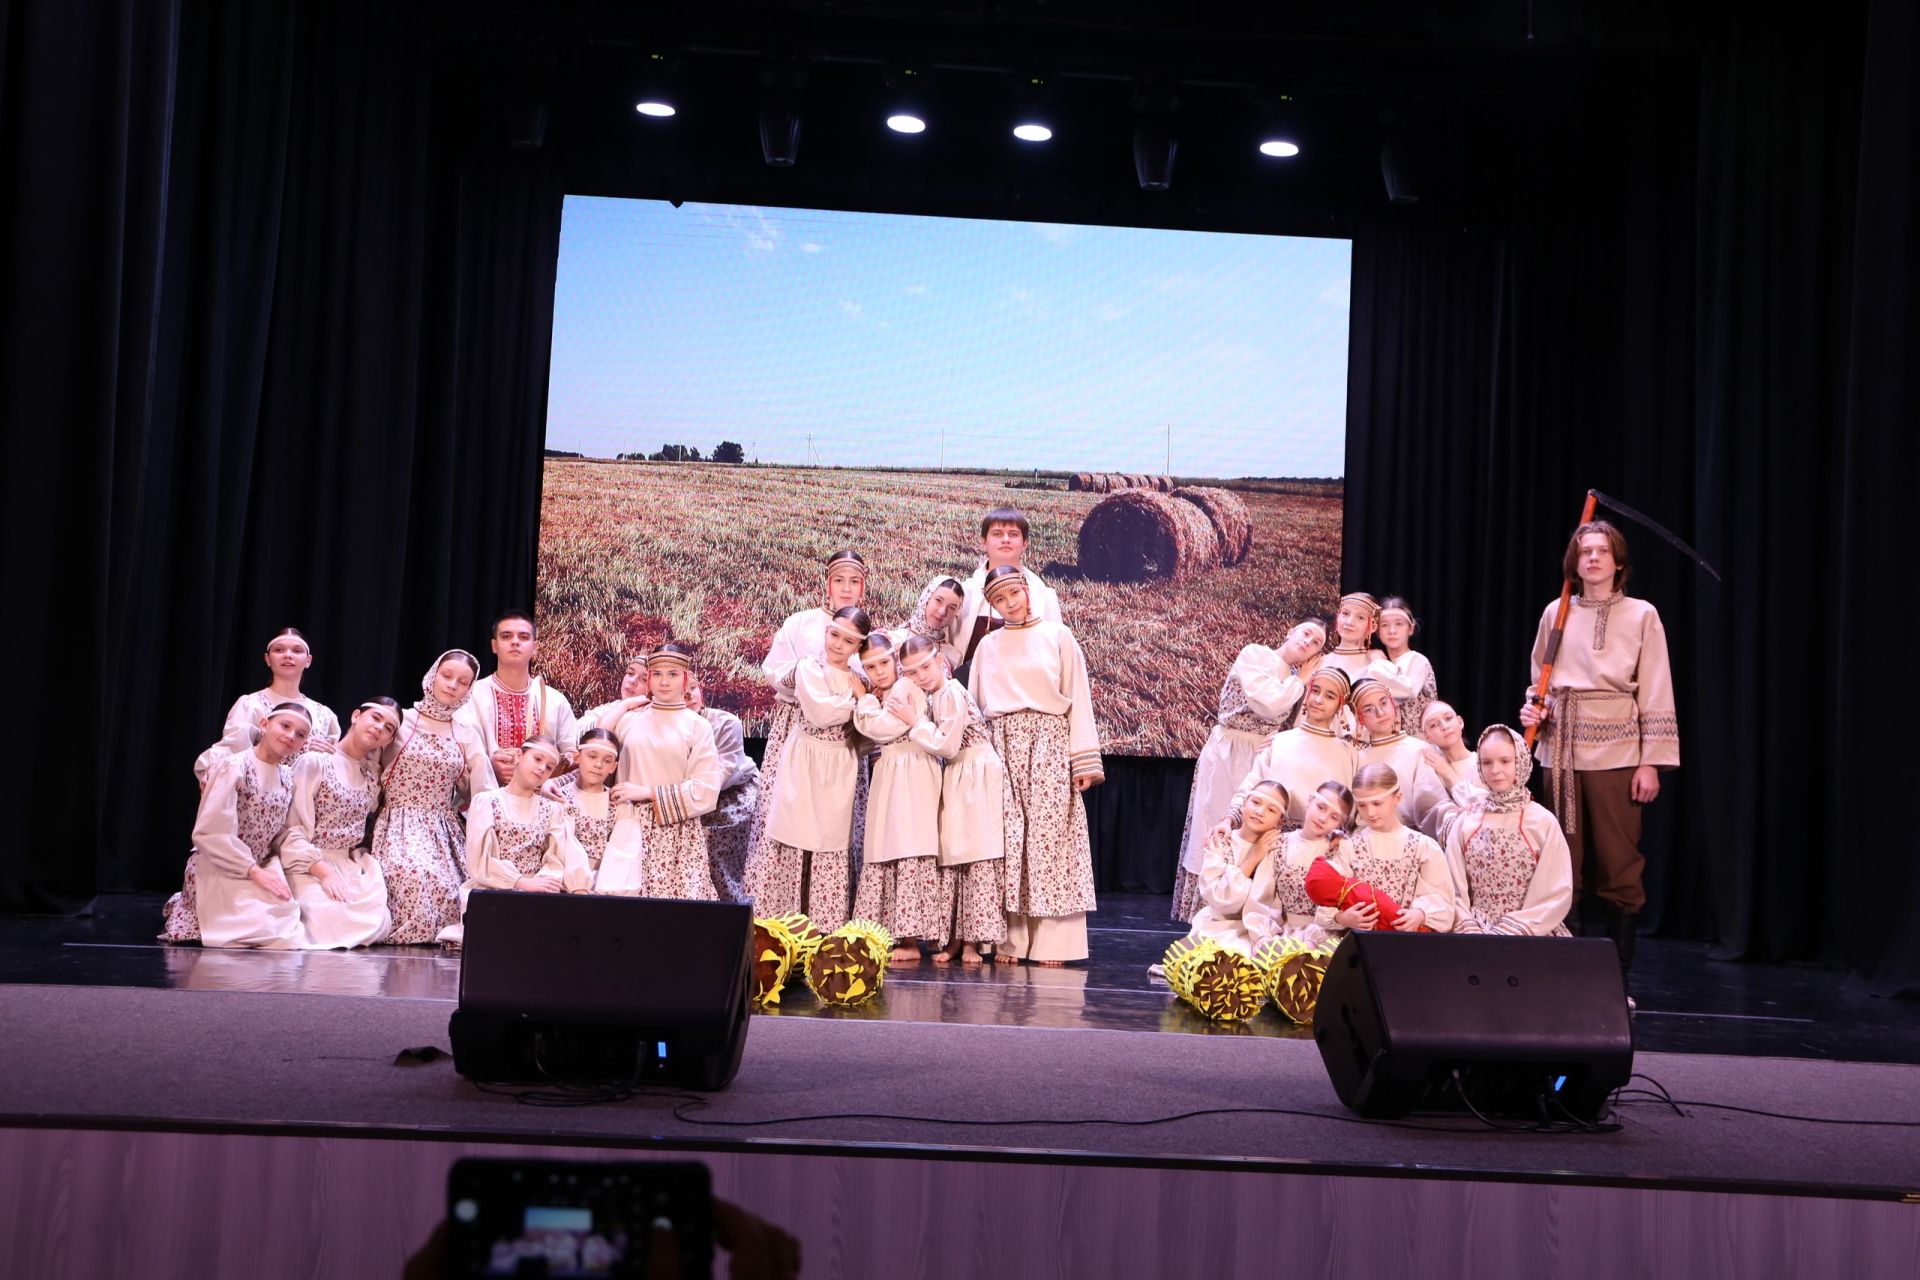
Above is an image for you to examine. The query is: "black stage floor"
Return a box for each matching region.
[4,892,1916,1066]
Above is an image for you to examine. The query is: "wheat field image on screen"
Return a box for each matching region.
[536,459,1342,758]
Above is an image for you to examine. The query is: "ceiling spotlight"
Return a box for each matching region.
[1009,72,1056,146]
[1259,138,1300,158]
[758,59,806,168]
[883,63,933,138]
[1132,83,1180,192]
[632,51,684,123]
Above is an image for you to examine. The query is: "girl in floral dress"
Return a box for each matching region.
[895,634,1007,965]
[554,728,619,889]
[1366,597,1438,737]
[744,549,869,877]
[1445,725,1574,937]
[437,738,576,946]
[192,628,342,788]
[370,650,494,943]
[967,566,1104,965]
[749,606,869,930]
[282,698,403,948]
[851,632,947,964]
[1245,780,1354,953]
[1183,779,1291,958]
[610,644,725,901]
[161,702,310,947]
[1315,762,1457,937]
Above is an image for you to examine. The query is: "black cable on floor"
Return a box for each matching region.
[666,1094,1613,1137]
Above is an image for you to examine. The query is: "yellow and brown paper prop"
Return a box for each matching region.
[804,919,894,1007]
[751,916,804,1006]
[1253,935,1337,1024]
[1162,937,1268,1023]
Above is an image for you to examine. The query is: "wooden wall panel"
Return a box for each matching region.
[1,1127,1915,1279]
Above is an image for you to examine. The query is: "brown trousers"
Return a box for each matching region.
[1550,767,1646,913]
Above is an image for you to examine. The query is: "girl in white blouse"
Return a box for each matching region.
[749,606,872,931]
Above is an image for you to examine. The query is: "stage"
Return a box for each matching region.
[4,895,1919,1277]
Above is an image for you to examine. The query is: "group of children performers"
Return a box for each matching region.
[163,507,1108,968]
[1175,520,1678,983]
[738,513,1102,966]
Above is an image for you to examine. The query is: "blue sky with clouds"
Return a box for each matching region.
[546,198,1351,479]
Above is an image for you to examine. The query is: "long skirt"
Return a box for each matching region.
[639,808,720,901]
[940,741,1006,864]
[371,804,467,944]
[289,847,393,949]
[159,854,203,942]
[941,859,1008,945]
[742,702,800,872]
[993,710,1098,920]
[1171,724,1267,922]
[703,778,758,903]
[853,854,947,945]
[163,854,302,949]
[752,841,853,932]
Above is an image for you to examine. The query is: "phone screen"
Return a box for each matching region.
[446,1158,713,1278]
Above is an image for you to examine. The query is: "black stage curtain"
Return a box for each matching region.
[1,0,176,911]
[1,0,561,908]
[7,3,1916,998]
[1345,5,1918,995]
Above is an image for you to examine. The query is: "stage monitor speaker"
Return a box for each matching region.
[450,890,753,1092]
[1312,933,1632,1122]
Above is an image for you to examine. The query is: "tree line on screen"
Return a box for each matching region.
[542,442,747,462]
[539,445,1341,501]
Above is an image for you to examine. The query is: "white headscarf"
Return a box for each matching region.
[907,576,962,642]
[1475,724,1534,814]
[417,648,480,722]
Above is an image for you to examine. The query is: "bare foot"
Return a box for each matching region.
[1032,959,1067,968]
[931,948,954,966]
[889,944,922,966]
[993,950,1021,965]
[960,946,985,966]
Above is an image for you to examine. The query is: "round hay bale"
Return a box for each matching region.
[1172,485,1254,566]
[1154,475,1174,492]
[1070,472,1092,492]
[1096,472,1116,493]
[1077,488,1221,582]
[1129,473,1149,489]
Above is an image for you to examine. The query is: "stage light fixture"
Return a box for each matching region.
[1253,92,1304,160]
[883,63,932,137]
[502,52,556,151]
[760,103,802,163]
[632,51,682,122]
[757,60,806,168]
[1132,85,1181,192]
[1009,72,1056,145]
[1380,135,1420,204]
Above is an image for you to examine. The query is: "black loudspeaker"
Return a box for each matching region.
[1313,933,1632,1122]
[450,891,754,1091]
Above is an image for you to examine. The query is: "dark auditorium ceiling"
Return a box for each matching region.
[429,0,1702,234]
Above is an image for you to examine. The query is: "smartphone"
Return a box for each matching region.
[445,1158,713,1278]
